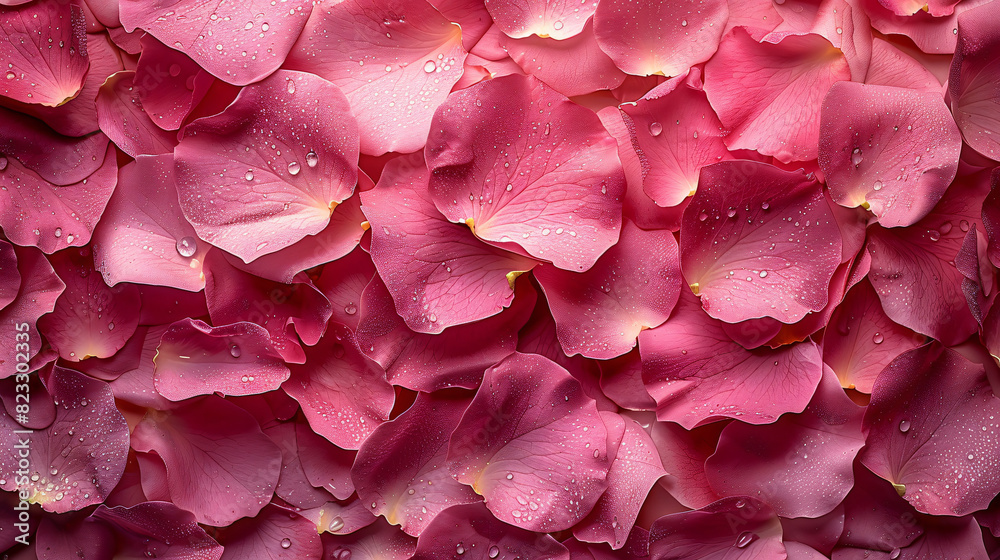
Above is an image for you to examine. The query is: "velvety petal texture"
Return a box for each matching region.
[648,497,786,559]
[949,0,1000,160]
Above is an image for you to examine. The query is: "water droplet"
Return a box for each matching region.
[553,20,564,30]
[761,201,769,210]
[681,19,688,26]
[176,236,197,258]
[873,180,883,191]
[306,151,319,167]
[344,303,357,315]
[889,548,901,560]
[288,161,301,175]
[488,546,500,559]
[735,531,757,548]
[506,473,514,480]
[5,71,14,80]
[245,170,254,181]
[286,79,295,94]
[726,208,736,218]
[54,228,62,238]
[456,543,466,555]
[899,420,910,433]
[0,156,7,171]
[423,60,436,73]
[429,314,437,322]
[914,155,921,164]
[940,222,953,234]
[169,64,181,77]
[960,219,970,232]
[759,270,768,278]
[698,212,708,221]
[648,121,663,136]
[244,21,254,30]
[505,183,513,192]
[261,22,269,31]
[280,538,291,549]
[928,229,940,242]
[872,332,884,344]
[230,345,242,358]
[329,517,345,531]
[108,322,115,331]
[851,148,863,166]
[968,453,975,460]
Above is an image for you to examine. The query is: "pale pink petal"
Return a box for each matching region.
[819,82,961,227]
[681,160,843,324]
[96,71,178,157]
[119,0,313,86]
[864,38,941,94]
[949,0,1000,160]
[316,245,377,333]
[285,0,467,155]
[535,219,682,359]
[487,0,596,39]
[92,155,207,292]
[593,0,728,77]
[704,29,850,163]
[429,0,492,49]
[174,70,359,263]
[426,74,625,272]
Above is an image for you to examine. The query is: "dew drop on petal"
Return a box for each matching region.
[344,303,357,316]
[280,538,291,549]
[329,517,345,531]
[456,544,465,555]
[306,151,319,167]
[488,546,500,559]
[735,532,757,548]
[960,219,970,232]
[648,121,663,136]
[288,161,301,175]
[230,344,241,358]
[890,548,901,560]
[851,148,863,166]
[245,170,254,181]
[872,332,884,344]
[423,60,436,73]
[54,228,62,238]
[899,420,910,433]
[553,20,564,30]
[873,180,883,191]
[176,236,197,258]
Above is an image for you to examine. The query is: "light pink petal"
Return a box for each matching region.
[221,189,368,284]
[0,0,88,106]
[296,421,356,501]
[38,249,140,362]
[119,0,312,86]
[500,21,627,98]
[593,0,728,77]
[877,0,958,17]
[96,71,178,157]
[411,503,569,560]
[153,318,290,401]
[430,0,492,49]
[321,519,417,560]
[0,145,118,254]
[425,74,625,272]
[863,0,990,55]
[131,395,282,526]
[620,79,732,208]
[174,70,359,263]
[704,29,850,163]
[866,175,987,346]
[92,501,224,560]
[859,344,1000,516]
[218,505,322,560]
[0,246,64,375]
[949,0,1000,160]
[823,279,925,393]
[353,392,481,536]
[357,273,535,391]
[705,366,865,518]
[448,352,612,532]
[316,245,377,333]
[285,0,467,155]
[284,324,395,450]
[134,35,213,131]
[0,107,109,186]
[486,0,596,39]
[0,366,129,513]
[536,220,681,359]
[640,290,824,428]
[92,155,207,292]
[681,160,843,324]
[109,325,176,410]
[819,82,960,227]
[362,153,537,334]
[203,250,332,363]
[574,415,666,549]
[648,497,787,559]
[864,38,941,94]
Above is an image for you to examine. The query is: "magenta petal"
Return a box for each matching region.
[38,249,140,362]
[109,325,177,410]
[681,160,842,323]
[92,501,223,560]
[0,371,54,430]
[357,273,535,391]
[704,29,850,163]
[839,463,922,551]
[153,318,290,401]
[0,145,118,254]
[593,0,727,77]
[296,421,356,501]
[536,220,680,359]
[823,279,924,393]
[0,239,18,310]
[317,245,377,332]
[705,366,865,518]
[819,82,961,227]
[35,514,115,560]
[321,518,416,560]
[620,79,732,208]
[949,0,1000,160]
[0,0,88,106]
[599,350,657,411]
[0,246,64,372]
[425,74,625,272]
[0,107,109,185]
[0,366,129,512]
[285,0,467,156]
[640,290,824,428]
[895,515,990,560]
[119,0,312,86]
[648,497,786,559]
[284,324,395,449]
[134,35,213,131]
[93,155,207,292]
[96,71,178,157]
[267,421,333,509]
[859,344,1000,516]
[412,503,569,560]
[131,395,282,526]
[573,415,666,549]
[174,70,359,263]
[362,153,537,334]
[448,352,612,532]
[353,392,481,536]
[218,505,323,560]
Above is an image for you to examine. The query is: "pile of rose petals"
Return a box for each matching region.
[2,0,1000,558]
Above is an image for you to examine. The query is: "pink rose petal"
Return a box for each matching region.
[134,35,214,131]
[0,246,64,374]
[0,106,109,186]
[285,0,467,155]
[316,245,377,333]
[321,518,416,560]
[92,501,224,560]
[650,421,723,509]
[425,74,625,272]
[218,505,323,560]
[704,29,850,163]
[681,160,843,324]
[411,503,569,560]
[96,71,179,157]
[296,421,356,501]
[174,70,359,263]
[487,0,596,39]
[648,496,787,559]
[949,0,1000,160]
